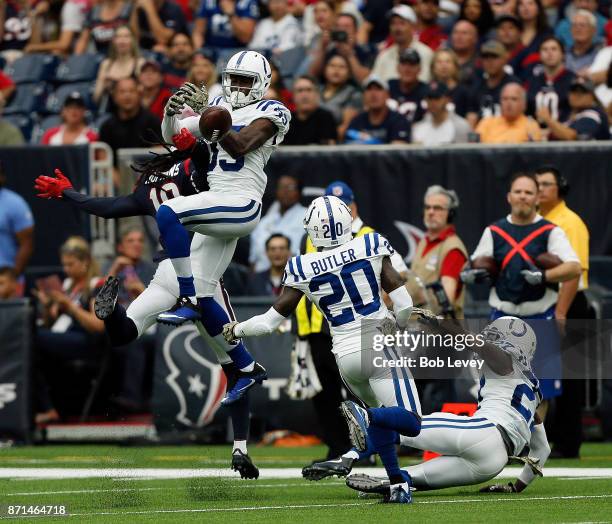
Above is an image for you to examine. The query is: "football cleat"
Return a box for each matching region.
[231,449,259,479]
[386,482,412,504]
[221,363,267,405]
[340,401,370,452]
[302,456,354,481]
[156,296,200,325]
[94,276,120,320]
[346,473,391,496]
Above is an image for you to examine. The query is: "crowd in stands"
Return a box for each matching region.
[0,0,611,147]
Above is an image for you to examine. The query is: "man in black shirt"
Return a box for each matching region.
[283,75,337,145]
[162,32,193,90]
[136,0,189,51]
[388,48,429,124]
[246,234,291,296]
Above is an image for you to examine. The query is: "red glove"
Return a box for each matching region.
[172,128,196,151]
[34,169,73,199]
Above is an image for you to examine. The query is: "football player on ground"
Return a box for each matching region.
[153,50,291,403]
[343,315,550,500]
[33,133,260,479]
[222,196,422,503]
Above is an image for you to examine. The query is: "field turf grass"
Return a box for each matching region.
[0,443,611,522]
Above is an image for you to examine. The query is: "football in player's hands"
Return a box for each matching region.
[199,106,232,142]
[535,252,562,270]
[471,256,499,280]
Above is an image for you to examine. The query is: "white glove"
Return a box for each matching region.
[222,321,240,345]
[181,82,209,115]
[286,339,322,400]
[521,269,545,286]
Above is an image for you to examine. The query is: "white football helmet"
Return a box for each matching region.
[222,50,272,108]
[304,196,353,248]
[482,316,537,363]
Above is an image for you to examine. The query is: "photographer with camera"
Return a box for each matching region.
[308,12,373,85]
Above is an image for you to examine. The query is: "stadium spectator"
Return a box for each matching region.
[565,9,601,73]
[515,0,551,65]
[192,0,259,49]
[0,164,33,279]
[459,0,496,38]
[413,0,447,51]
[585,44,612,108]
[0,266,18,300]
[249,175,306,272]
[345,76,411,144]
[412,82,472,144]
[302,0,362,48]
[98,77,161,184]
[93,26,144,106]
[266,59,295,111]
[536,76,610,139]
[186,49,222,101]
[527,36,576,122]
[358,0,393,45]
[162,32,193,90]
[134,0,189,52]
[476,82,543,142]
[495,14,526,75]
[466,40,521,127]
[448,20,480,84]
[0,115,24,145]
[320,54,362,140]
[75,0,136,55]
[139,59,171,121]
[0,0,38,62]
[0,71,15,105]
[308,12,372,85]
[283,75,337,144]
[41,93,98,146]
[32,236,104,424]
[430,48,472,116]
[246,234,292,296]
[387,48,428,125]
[24,0,92,55]
[371,5,433,83]
[555,0,607,50]
[249,0,303,53]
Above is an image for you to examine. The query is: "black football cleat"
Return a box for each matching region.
[302,455,354,481]
[94,276,120,320]
[231,449,259,479]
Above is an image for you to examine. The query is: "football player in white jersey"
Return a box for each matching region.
[343,315,551,501]
[222,196,422,500]
[153,50,291,403]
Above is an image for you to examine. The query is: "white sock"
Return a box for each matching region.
[343,450,359,460]
[233,440,248,454]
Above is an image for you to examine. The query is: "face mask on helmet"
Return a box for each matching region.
[223,72,257,108]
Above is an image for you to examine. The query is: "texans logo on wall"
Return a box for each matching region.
[155,325,227,429]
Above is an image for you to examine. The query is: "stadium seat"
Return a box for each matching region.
[3,83,48,115]
[4,53,59,84]
[44,83,95,114]
[54,53,104,83]
[31,114,62,144]
[2,114,33,141]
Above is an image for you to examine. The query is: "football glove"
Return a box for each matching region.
[164,88,188,117]
[172,128,197,151]
[34,168,73,199]
[286,338,322,400]
[222,321,240,344]
[411,307,440,327]
[521,269,545,286]
[181,82,209,115]
[460,268,489,284]
[508,455,543,476]
[479,482,517,493]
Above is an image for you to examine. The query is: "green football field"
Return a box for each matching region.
[0,443,611,522]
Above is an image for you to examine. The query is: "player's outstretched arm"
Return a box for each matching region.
[381,257,413,328]
[220,118,277,159]
[223,286,303,343]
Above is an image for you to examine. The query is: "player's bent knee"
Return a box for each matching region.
[156,203,179,228]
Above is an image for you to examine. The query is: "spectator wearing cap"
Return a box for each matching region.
[134,0,189,52]
[555,0,607,50]
[565,9,602,74]
[527,36,576,122]
[163,32,193,90]
[246,234,292,296]
[430,49,472,116]
[459,0,496,38]
[476,82,542,142]
[187,49,223,101]
[449,20,480,84]
[412,82,471,144]
[371,5,434,83]
[41,94,98,146]
[466,40,521,128]
[495,14,526,75]
[192,0,259,49]
[284,75,337,145]
[249,0,303,54]
[387,49,429,125]
[139,60,171,122]
[413,0,447,51]
[536,76,610,139]
[345,75,411,144]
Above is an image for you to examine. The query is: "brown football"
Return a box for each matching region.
[535,252,563,269]
[471,256,499,279]
[199,106,232,142]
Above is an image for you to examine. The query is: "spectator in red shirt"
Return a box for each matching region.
[139,59,171,121]
[0,70,15,106]
[414,0,447,51]
[41,93,98,146]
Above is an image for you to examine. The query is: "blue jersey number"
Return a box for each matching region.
[308,259,380,327]
[208,142,245,172]
[511,383,540,428]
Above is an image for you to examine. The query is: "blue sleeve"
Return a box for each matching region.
[236,0,259,19]
[570,115,600,139]
[62,190,144,218]
[8,196,33,232]
[389,115,411,143]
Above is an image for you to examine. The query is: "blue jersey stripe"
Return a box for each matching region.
[236,51,248,66]
[421,423,495,430]
[323,196,337,241]
[295,256,306,280]
[180,204,261,225]
[288,259,298,282]
[177,200,256,219]
[391,347,417,412]
[364,233,371,256]
[383,348,404,408]
[373,232,380,255]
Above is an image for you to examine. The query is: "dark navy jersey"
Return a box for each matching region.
[387,80,428,123]
[567,106,611,141]
[468,72,521,119]
[526,66,575,121]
